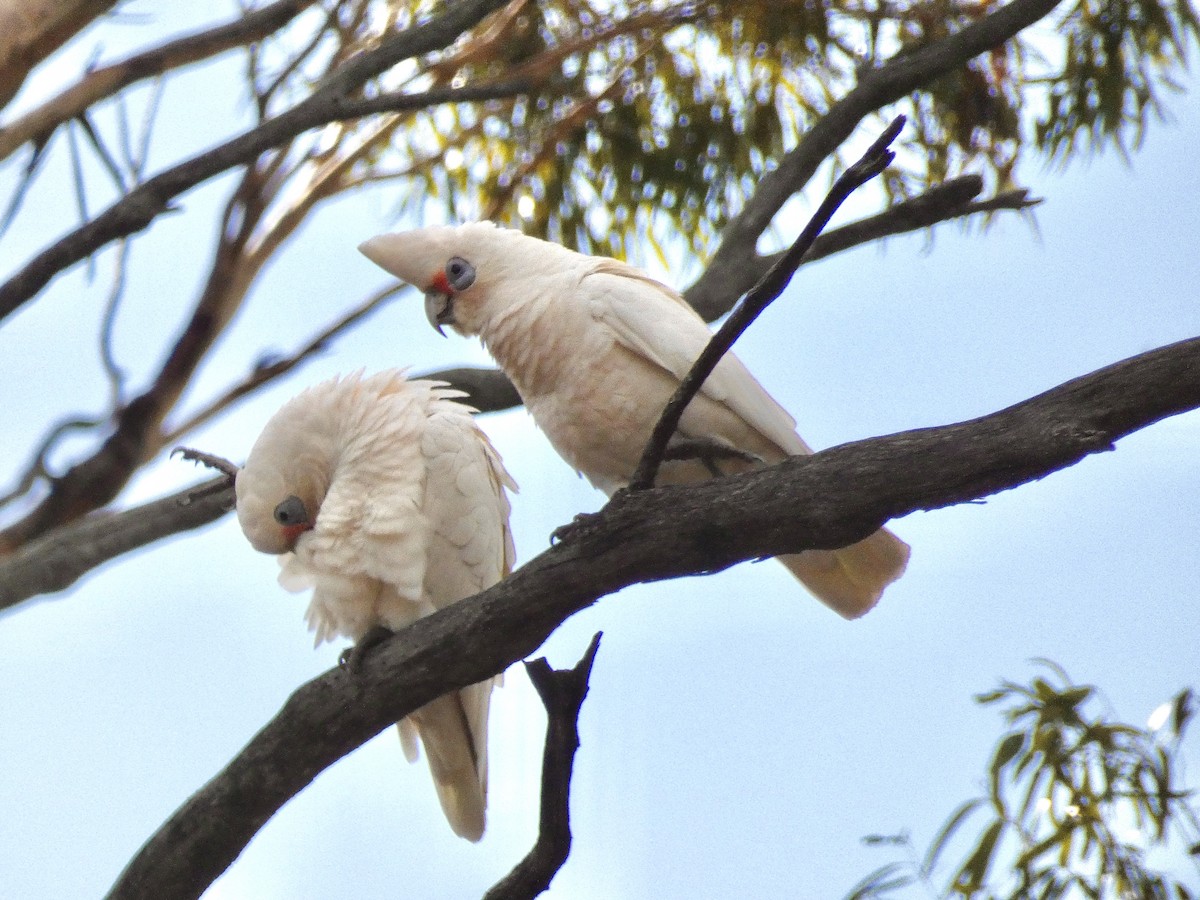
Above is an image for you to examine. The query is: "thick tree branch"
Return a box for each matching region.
[0,0,514,326]
[484,633,603,900]
[0,0,117,111]
[0,0,316,162]
[687,0,1065,321]
[630,115,903,490]
[0,476,231,614]
[108,334,1200,900]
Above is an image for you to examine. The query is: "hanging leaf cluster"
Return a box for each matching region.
[317,0,1199,262]
[850,662,1200,899]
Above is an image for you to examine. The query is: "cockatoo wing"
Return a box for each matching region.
[583,261,908,618]
[583,260,812,457]
[395,393,516,842]
[279,376,435,644]
[240,370,517,841]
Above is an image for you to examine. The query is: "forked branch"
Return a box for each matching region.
[484,633,603,900]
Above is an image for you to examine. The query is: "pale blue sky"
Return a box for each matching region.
[1,5,1198,898]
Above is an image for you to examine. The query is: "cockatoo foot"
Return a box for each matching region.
[663,437,762,477]
[172,446,240,479]
[339,625,395,674]
[551,511,605,545]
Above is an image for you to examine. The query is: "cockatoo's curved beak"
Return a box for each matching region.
[424,289,454,336]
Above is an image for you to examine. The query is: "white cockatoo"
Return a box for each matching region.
[235,369,517,842]
[359,222,909,619]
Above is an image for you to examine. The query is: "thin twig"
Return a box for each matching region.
[0,417,101,510]
[78,110,129,193]
[324,79,532,118]
[161,283,404,445]
[628,115,906,491]
[0,0,316,162]
[171,447,239,480]
[99,238,132,407]
[484,633,603,900]
[0,136,52,238]
[0,0,513,326]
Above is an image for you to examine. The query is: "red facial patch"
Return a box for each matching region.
[430,270,452,295]
[281,522,312,548]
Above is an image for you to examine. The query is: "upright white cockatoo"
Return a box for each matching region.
[235,369,517,842]
[359,223,909,619]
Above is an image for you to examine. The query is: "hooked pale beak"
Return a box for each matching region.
[424,289,454,336]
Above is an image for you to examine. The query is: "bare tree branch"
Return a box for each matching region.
[0,0,118,111]
[686,0,1066,321]
[327,79,532,118]
[161,283,405,446]
[0,2,527,554]
[630,115,903,491]
[484,633,603,900]
[0,476,231,614]
[0,0,1053,564]
[0,0,515,326]
[417,365,523,413]
[773,180,1039,268]
[0,0,316,162]
[108,334,1200,900]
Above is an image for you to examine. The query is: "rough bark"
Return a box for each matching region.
[106,333,1200,900]
[0,0,117,111]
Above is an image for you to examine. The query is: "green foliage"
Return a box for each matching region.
[850,662,1200,899]
[1038,0,1200,160]
[359,0,1199,262]
[7,0,1197,267]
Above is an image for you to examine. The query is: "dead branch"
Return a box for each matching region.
[484,633,603,900]
[0,0,117,111]
[106,333,1200,900]
[0,476,231,613]
[629,115,903,490]
[0,0,515,326]
[0,0,315,162]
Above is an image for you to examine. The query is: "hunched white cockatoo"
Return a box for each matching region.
[359,222,909,619]
[235,369,517,842]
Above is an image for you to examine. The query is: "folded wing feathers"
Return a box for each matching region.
[263,370,513,841]
[584,264,809,456]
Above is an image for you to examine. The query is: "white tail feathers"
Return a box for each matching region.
[401,689,490,842]
[779,527,911,619]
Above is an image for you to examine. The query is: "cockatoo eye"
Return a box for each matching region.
[273,495,309,527]
[445,257,475,291]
